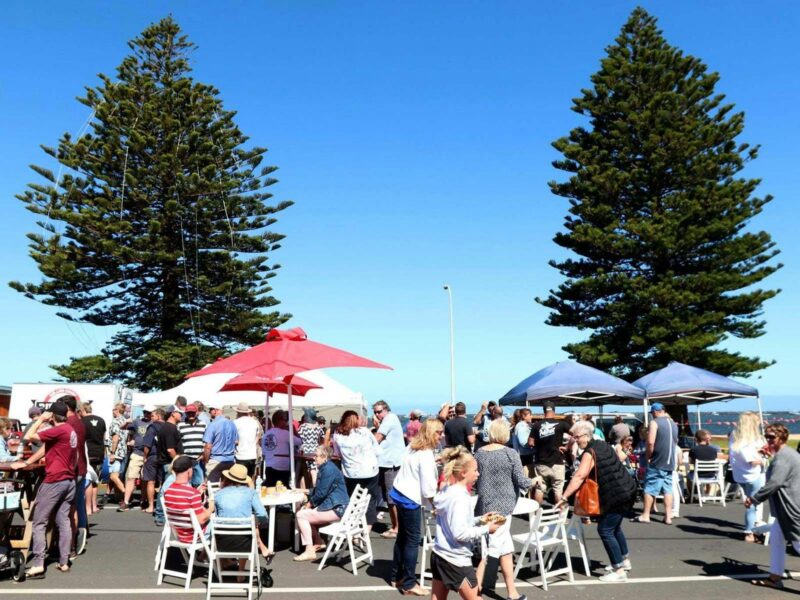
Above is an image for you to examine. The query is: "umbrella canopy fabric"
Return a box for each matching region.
[632,361,758,405]
[219,373,321,395]
[498,360,645,407]
[186,327,392,379]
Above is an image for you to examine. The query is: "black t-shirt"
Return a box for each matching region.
[82,415,107,462]
[530,419,568,466]
[156,422,183,466]
[689,444,718,462]
[444,416,472,449]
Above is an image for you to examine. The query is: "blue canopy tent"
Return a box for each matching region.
[498,361,645,410]
[632,361,760,430]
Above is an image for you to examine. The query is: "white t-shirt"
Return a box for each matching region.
[333,427,380,479]
[234,416,261,461]
[730,439,765,483]
[261,427,301,471]
[392,447,438,507]
[377,412,405,468]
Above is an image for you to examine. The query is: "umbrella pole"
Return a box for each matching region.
[263,390,271,482]
[288,383,295,489]
[697,404,701,432]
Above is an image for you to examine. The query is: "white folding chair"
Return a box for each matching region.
[317,484,374,575]
[688,461,726,506]
[512,505,574,590]
[157,497,211,589]
[418,508,436,587]
[206,516,259,600]
[566,513,591,577]
[207,481,221,503]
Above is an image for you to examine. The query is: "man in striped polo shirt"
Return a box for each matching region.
[177,404,207,486]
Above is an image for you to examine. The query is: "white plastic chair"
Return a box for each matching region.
[419,508,436,586]
[565,513,591,577]
[207,481,221,503]
[317,484,374,575]
[156,497,211,589]
[206,516,259,600]
[688,460,726,506]
[512,505,574,591]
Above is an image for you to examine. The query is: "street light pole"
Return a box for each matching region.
[443,284,456,406]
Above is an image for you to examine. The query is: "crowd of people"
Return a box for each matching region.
[5,394,798,595]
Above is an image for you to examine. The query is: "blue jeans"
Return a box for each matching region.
[74,476,88,528]
[597,511,628,567]
[740,477,765,533]
[390,504,422,590]
[191,462,205,487]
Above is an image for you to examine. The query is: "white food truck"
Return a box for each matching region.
[9,383,134,427]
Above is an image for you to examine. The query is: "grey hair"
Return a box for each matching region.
[570,420,594,438]
[488,419,511,444]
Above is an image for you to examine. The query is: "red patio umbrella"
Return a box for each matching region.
[190,327,391,487]
[186,327,392,379]
[218,373,321,395]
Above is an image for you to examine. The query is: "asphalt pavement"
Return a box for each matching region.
[0,498,797,599]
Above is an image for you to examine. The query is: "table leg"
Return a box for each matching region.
[293,501,299,552]
[268,506,276,553]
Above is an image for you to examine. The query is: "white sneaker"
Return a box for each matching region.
[604,558,632,572]
[599,570,628,583]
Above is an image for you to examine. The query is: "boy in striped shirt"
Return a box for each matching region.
[163,456,212,543]
[178,404,207,486]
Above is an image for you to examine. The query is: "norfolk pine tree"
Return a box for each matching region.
[538,8,781,380]
[11,17,292,389]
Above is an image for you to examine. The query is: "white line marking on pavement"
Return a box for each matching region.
[1,571,798,594]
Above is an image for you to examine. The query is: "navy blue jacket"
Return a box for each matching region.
[310,460,349,512]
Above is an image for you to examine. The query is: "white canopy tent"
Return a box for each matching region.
[132,369,366,419]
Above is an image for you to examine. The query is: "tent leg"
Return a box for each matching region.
[756,396,764,434]
[599,404,604,436]
[288,384,295,489]
[643,398,649,427]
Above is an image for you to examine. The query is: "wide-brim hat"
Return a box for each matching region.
[235,401,252,414]
[222,463,252,485]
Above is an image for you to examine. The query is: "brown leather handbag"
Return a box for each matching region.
[574,449,601,517]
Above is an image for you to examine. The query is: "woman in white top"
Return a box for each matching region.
[389,418,443,596]
[729,411,766,542]
[332,410,381,528]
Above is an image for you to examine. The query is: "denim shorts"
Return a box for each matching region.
[644,466,673,496]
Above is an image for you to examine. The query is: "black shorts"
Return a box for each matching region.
[89,459,104,477]
[430,552,478,592]
[236,459,257,478]
[520,453,534,467]
[264,467,290,487]
[216,534,253,553]
[141,456,162,483]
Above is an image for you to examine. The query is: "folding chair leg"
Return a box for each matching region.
[563,528,575,583]
[318,535,337,571]
[513,542,529,579]
[157,540,169,585]
[347,536,358,575]
[185,550,196,590]
[536,545,548,591]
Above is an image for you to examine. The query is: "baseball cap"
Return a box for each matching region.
[50,402,68,417]
[166,404,181,415]
[28,406,43,418]
[543,401,556,412]
[142,404,156,413]
[185,403,198,413]
[650,402,665,413]
[206,399,224,410]
[303,408,318,422]
[410,409,424,418]
[171,455,195,474]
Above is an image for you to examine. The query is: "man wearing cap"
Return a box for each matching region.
[13,401,77,578]
[157,406,184,480]
[262,409,302,487]
[202,402,239,483]
[22,405,50,454]
[63,395,89,556]
[233,402,261,478]
[177,404,207,486]
[120,405,153,511]
[530,402,569,505]
[163,456,213,543]
[636,403,679,524]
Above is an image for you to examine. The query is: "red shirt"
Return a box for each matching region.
[67,414,87,477]
[39,424,78,484]
[164,483,206,542]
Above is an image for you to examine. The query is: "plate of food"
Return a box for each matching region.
[480,513,507,525]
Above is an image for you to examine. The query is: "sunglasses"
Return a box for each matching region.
[765,434,777,440]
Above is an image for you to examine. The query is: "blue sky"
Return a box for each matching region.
[1,1,797,414]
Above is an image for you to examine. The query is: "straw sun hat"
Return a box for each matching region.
[222,463,252,485]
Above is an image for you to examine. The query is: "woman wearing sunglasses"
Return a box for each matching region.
[744,424,800,590]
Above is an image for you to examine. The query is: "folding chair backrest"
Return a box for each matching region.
[210,516,255,552]
[533,506,566,531]
[343,487,371,529]
[339,484,367,526]
[162,497,206,545]
[694,460,722,477]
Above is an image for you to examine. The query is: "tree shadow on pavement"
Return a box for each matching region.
[677,523,742,540]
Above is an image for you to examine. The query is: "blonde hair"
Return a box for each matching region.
[488,419,511,445]
[315,444,333,462]
[732,411,764,451]
[0,418,9,435]
[410,418,443,451]
[439,446,475,482]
